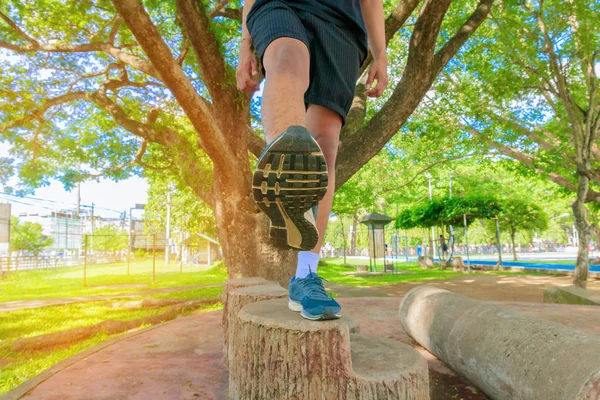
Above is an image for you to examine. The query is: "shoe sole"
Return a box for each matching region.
[288,299,341,320]
[288,299,302,312]
[253,126,328,250]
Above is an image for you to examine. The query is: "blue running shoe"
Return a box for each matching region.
[288,272,341,320]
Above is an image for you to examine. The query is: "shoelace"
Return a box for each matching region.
[300,267,331,300]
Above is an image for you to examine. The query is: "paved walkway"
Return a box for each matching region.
[377,274,600,302]
[6,296,600,400]
[0,284,222,313]
[324,281,389,297]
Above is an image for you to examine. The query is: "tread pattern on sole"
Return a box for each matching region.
[253,129,328,250]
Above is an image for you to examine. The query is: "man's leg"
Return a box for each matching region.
[293,105,342,278]
[287,104,343,320]
[261,38,309,142]
[254,37,328,250]
[306,105,342,253]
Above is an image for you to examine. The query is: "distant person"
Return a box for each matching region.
[439,234,449,261]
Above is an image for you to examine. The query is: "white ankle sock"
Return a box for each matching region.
[296,251,320,278]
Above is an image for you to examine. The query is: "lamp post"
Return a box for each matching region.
[424,173,436,260]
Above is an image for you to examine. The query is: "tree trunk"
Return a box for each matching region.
[510,230,517,261]
[350,214,358,256]
[494,217,502,270]
[572,173,591,288]
[213,184,297,286]
[593,223,600,251]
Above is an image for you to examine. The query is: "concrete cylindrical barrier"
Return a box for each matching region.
[399,286,600,400]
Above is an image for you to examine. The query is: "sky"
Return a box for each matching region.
[0,142,149,219]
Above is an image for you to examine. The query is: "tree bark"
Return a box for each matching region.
[222,282,287,366]
[221,277,272,364]
[572,173,591,288]
[213,190,297,285]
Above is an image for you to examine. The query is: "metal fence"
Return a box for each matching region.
[323,224,574,262]
[0,233,221,276]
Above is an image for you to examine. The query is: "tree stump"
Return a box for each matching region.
[425,257,435,269]
[222,277,272,302]
[224,283,288,365]
[222,277,273,363]
[230,298,429,400]
[452,256,465,272]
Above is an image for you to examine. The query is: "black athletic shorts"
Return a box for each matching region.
[246,0,368,124]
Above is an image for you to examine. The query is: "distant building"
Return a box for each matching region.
[0,203,10,254]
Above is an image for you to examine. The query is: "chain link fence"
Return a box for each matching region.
[0,233,221,282]
[322,223,573,262]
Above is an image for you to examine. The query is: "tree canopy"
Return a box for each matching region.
[413,0,600,285]
[395,194,502,230]
[92,225,128,253]
[0,0,496,282]
[9,216,53,253]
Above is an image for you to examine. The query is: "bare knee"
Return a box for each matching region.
[263,39,309,91]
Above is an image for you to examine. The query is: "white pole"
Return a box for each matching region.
[165,186,172,265]
[207,240,211,266]
[464,214,471,273]
[427,175,437,260]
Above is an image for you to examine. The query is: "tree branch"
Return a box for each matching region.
[111,0,240,181]
[0,11,39,45]
[337,0,455,188]
[247,128,266,158]
[107,16,123,44]
[90,91,215,205]
[0,36,162,81]
[213,7,242,22]
[359,0,422,76]
[0,92,88,132]
[209,0,230,17]
[78,138,174,179]
[381,154,473,193]
[175,0,239,128]
[432,0,494,78]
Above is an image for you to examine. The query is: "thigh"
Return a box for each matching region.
[300,12,367,124]
[247,1,310,73]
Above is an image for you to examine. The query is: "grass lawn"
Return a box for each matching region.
[0,260,228,303]
[0,286,223,395]
[318,257,547,287]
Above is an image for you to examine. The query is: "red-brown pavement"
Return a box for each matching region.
[7,295,600,400]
